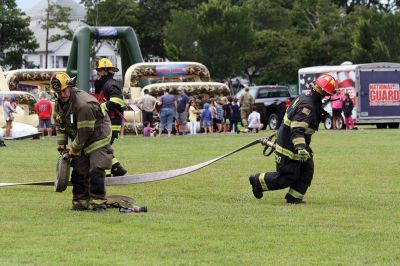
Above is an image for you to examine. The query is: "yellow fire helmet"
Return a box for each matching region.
[96,58,119,73]
[50,72,74,94]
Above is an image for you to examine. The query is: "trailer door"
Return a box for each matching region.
[359,70,400,118]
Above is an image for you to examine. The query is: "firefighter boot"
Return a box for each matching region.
[249,173,264,199]
[285,193,306,204]
[111,162,127,177]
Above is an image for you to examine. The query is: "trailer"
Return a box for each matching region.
[298,62,400,129]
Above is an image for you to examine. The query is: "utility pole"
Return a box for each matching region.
[45,0,50,68]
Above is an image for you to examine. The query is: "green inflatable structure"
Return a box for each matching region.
[66,26,144,92]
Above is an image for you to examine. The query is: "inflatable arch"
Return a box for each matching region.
[66,26,144,92]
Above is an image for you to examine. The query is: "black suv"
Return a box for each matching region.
[235,85,293,130]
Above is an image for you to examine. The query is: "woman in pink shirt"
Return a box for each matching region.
[330,89,343,129]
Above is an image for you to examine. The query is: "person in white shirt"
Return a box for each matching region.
[247,106,263,133]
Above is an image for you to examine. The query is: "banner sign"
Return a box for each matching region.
[369,83,400,106]
[155,64,187,76]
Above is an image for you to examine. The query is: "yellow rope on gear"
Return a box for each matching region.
[258,173,269,191]
[288,188,304,199]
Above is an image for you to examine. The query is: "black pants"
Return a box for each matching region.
[142,111,154,127]
[70,146,113,206]
[262,153,314,197]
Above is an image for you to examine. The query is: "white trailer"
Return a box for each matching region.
[298,62,400,129]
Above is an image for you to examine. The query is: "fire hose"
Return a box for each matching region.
[0,134,277,189]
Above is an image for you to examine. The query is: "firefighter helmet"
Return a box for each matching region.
[50,72,74,94]
[96,58,119,73]
[311,73,337,96]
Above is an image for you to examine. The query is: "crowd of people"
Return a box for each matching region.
[138,86,263,137]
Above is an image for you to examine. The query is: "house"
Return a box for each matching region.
[23,0,122,79]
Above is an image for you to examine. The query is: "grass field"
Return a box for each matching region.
[0,127,399,265]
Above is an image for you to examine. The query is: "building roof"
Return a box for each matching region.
[26,0,86,21]
[30,20,87,52]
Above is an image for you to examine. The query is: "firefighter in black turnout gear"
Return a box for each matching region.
[51,72,113,211]
[94,58,127,177]
[249,74,338,204]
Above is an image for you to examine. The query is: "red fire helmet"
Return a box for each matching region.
[314,73,338,96]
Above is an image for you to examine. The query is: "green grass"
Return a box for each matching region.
[0,127,399,265]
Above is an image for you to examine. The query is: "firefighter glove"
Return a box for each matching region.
[100,102,108,116]
[57,144,66,153]
[296,148,310,162]
[68,148,78,157]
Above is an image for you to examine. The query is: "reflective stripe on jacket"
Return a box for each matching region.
[55,89,111,155]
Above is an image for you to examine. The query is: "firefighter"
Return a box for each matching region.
[93,58,127,177]
[249,74,337,204]
[51,72,113,211]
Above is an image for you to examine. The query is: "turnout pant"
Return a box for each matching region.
[260,153,314,199]
[71,146,113,208]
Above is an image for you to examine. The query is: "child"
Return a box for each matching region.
[342,93,355,130]
[201,103,213,134]
[230,98,241,134]
[188,100,199,135]
[143,121,155,137]
[247,106,263,133]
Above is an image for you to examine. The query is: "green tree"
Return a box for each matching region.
[0,0,38,69]
[163,10,199,61]
[41,1,73,67]
[289,0,352,67]
[243,30,299,84]
[244,0,291,31]
[135,0,206,59]
[351,7,400,62]
[84,0,139,27]
[195,0,254,80]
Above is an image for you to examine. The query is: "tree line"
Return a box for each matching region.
[2,0,400,84]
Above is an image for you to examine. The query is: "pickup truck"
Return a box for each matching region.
[235,85,293,130]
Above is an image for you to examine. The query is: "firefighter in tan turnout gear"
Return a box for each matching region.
[249,74,337,204]
[51,72,113,211]
[93,58,127,177]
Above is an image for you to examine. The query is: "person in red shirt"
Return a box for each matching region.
[34,93,53,139]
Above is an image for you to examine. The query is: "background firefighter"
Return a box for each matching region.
[93,58,127,177]
[51,72,113,211]
[249,74,337,204]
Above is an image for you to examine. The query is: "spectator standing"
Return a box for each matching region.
[223,96,233,133]
[188,100,199,135]
[239,87,254,128]
[2,96,16,137]
[330,88,343,130]
[209,98,217,132]
[230,98,241,133]
[215,99,224,132]
[158,88,176,137]
[247,106,263,133]
[138,89,157,127]
[342,93,355,130]
[201,103,213,134]
[35,93,53,139]
[176,86,190,135]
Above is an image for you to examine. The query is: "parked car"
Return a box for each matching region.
[235,85,293,130]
